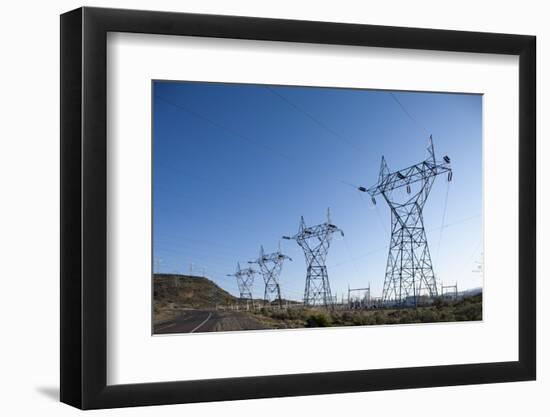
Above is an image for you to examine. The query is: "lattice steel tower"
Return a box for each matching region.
[249,245,291,308]
[283,209,344,308]
[360,136,452,305]
[227,262,256,302]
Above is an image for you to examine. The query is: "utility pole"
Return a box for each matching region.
[249,245,291,308]
[283,208,344,309]
[359,135,452,306]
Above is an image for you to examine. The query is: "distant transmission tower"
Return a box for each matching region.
[360,135,452,306]
[249,245,291,308]
[227,262,256,302]
[283,208,344,308]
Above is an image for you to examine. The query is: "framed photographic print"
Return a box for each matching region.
[60,6,536,410]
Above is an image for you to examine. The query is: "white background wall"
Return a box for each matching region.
[0,0,545,415]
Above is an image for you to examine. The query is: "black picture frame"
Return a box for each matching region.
[60,6,536,410]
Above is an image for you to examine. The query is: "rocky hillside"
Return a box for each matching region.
[153,274,236,310]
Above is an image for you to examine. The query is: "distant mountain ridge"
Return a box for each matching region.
[459,287,483,297]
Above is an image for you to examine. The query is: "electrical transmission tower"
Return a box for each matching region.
[249,245,291,308]
[283,209,344,308]
[227,262,256,303]
[359,135,452,306]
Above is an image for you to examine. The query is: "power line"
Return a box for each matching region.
[155,235,249,258]
[341,235,361,279]
[265,86,365,153]
[374,204,388,235]
[154,245,242,264]
[155,93,362,193]
[156,94,294,162]
[155,163,264,206]
[389,92,430,137]
[435,180,451,265]
[156,210,481,278]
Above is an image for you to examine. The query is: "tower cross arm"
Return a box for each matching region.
[364,160,451,197]
[274,253,293,262]
[326,223,345,237]
[249,251,292,264]
[283,222,343,240]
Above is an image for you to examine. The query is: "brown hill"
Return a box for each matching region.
[153,273,236,310]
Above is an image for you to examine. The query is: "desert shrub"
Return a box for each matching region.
[305,312,332,327]
[374,311,386,325]
[347,312,366,326]
[285,308,304,320]
[269,310,290,320]
[342,312,354,323]
[437,309,455,322]
[432,298,450,310]
[454,303,482,321]
[398,310,413,324]
[330,311,343,323]
[388,310,402,318]
[364,313,377,325]
[418,309,437,323]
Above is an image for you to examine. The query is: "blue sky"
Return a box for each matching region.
[153,81,483,301]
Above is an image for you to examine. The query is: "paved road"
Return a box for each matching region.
[154,310,219,334]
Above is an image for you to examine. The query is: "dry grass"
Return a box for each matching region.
[250,294,482,328]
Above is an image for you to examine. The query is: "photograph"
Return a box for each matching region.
[152,80,483,335]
